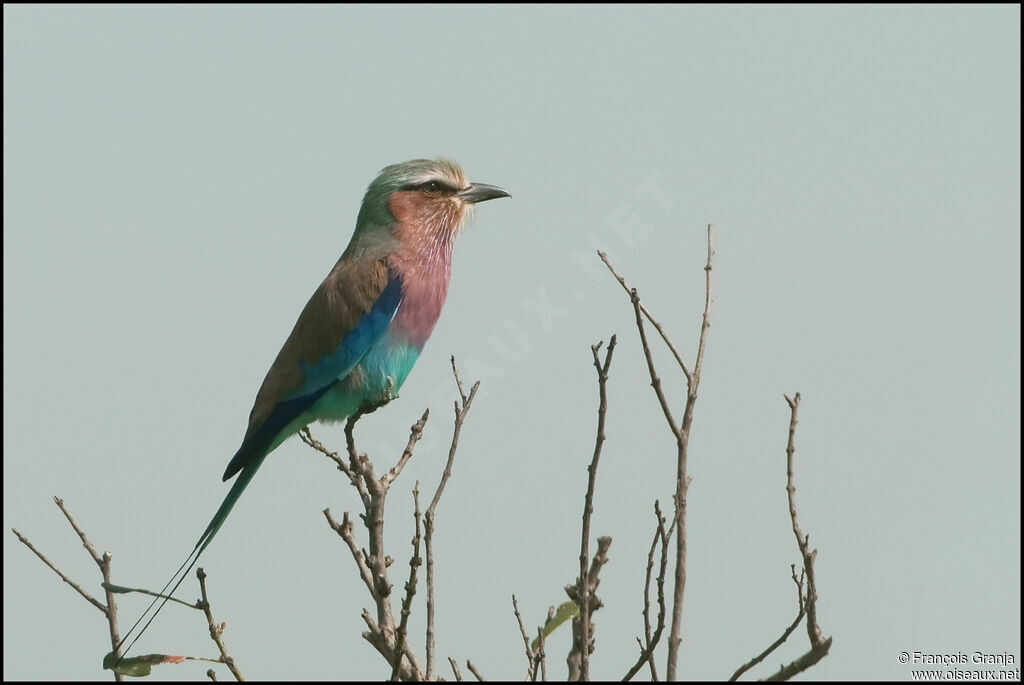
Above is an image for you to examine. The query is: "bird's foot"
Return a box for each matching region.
[359,377,398,416]
[378,376,399,404]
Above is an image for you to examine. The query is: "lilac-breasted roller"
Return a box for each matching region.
[120,158,509,655]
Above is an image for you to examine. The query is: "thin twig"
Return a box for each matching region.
[600,228,714,681]
[360,609,425,680]
[390,486,423,681]
[313,363,480,680]
[728,569,807,681]
[630,289,681,438]
[598,251,691,381]
[425,359,479,680]
[197,568,243,681]
[428,362,479,516]
[12,527,106,613]
[567,536,612,680]
[333,414,396,632]
[512,595,535,680]
[300,427,361,496]
[536,625,547,682]
[667,225,714,679]
[466,660,485,681]
[571,336,616,680]
[450,355,469,404]
[54,496,125,677]
[55,496,102,564]
[760,394,833,680]
[624,501,670,681]
[324,509,376,597]
[339,407,434,633]
[449,656,463,681]
[381,410,430,490]
[16,498,126,681]
[784,393,825,647]
[729,611,805,682]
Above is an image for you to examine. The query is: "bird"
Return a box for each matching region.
[117,158,510,657]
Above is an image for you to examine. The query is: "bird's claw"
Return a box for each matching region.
[380,376,398,403]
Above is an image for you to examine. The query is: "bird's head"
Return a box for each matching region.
[353,158,510,251]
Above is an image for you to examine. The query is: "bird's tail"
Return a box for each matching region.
[115,454,268,660]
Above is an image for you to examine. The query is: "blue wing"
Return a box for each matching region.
[222,257,402,480]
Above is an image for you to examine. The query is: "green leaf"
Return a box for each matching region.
[99,582,198,608]
[103,652,186,677]
[101,582,136,594]
[531,601,579,652]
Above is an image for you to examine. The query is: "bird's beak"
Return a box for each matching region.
[459,183,512,204]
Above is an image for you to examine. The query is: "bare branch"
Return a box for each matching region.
[728,610,805,682]
[602,228,714,680]
[381,410,430,490]
[762,637,834,682]
[314,362,480,680]
[466,660,486,681]
[300,427,363,501]
[535,624,547,682]
[427,366,479,517]
[17,498,127,680]
[54,496,127,670]
[629,289,681,438]
[751,393,834,681]
[450,355,469,404]
[196,568,243,681]
[728,569,808,681]
[360,609,425,680]
[666,224,714,679]
[324,509,376,597]
[425,360,479,680]
[598,251,691,381]
[390,486,423,681]
[12,527,106,614]
[624,501,670,681]
[54,496,102,564]
[570,336,617,680]
[512,595,535,680]
[783,393,826,648]
[449,656,463,681]
[758,393,833,680]
[566,536,612,680]
[333,409,432,633]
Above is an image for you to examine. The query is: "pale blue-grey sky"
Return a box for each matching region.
[4,5,1020,681]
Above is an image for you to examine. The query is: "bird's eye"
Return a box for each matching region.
[422,181,443,194]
